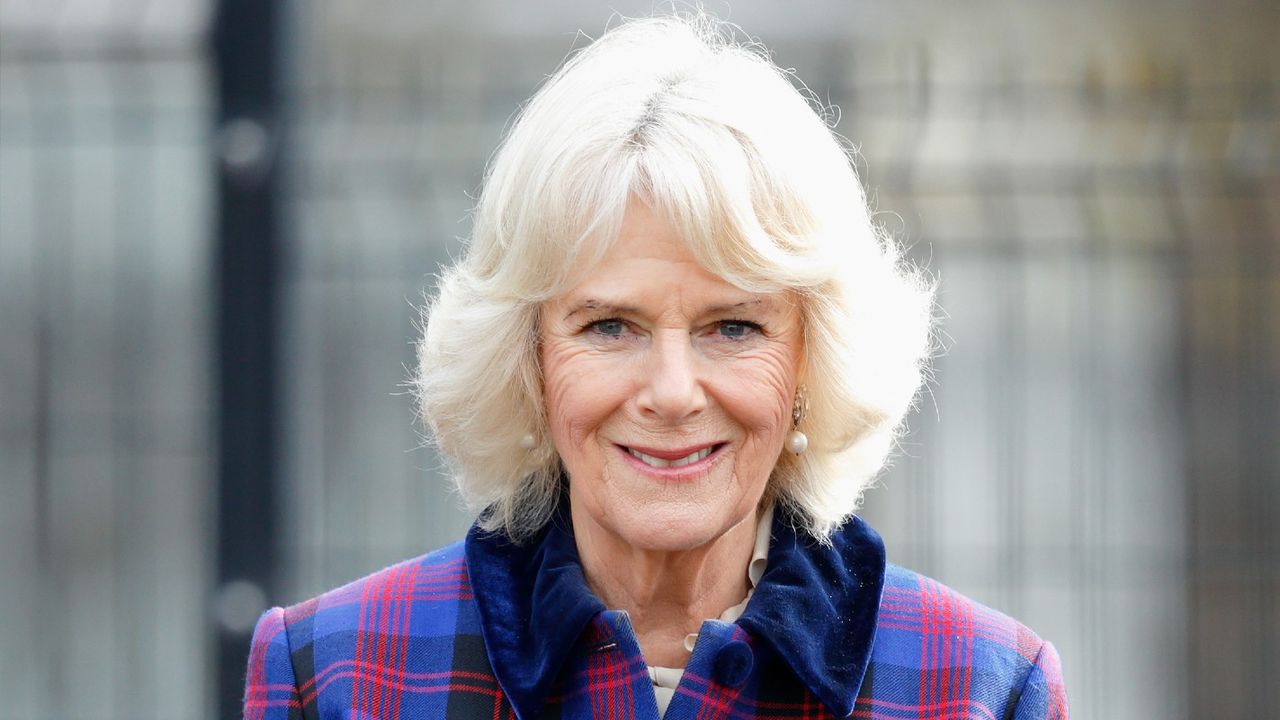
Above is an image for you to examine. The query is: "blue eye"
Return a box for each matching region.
[589,319,626,337]
[718,321,761,339]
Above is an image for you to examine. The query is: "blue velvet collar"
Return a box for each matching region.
[464,503,886,719]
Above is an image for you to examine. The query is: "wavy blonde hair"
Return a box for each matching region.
[414,13,934,543]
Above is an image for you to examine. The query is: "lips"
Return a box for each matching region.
[625,446,714,468]
[616,442,725,472]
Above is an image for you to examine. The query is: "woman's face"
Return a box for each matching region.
[540,199,804,553]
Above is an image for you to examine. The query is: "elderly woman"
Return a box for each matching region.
[245,15,1067,720]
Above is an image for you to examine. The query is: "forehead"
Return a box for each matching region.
[554,200,788,313]
[592,197,695,266]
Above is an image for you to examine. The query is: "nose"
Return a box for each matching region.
[636,331,707,423]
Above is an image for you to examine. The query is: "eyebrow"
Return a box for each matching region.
[702,299,772,317]
[562,299,641,322]
[562,297,773,321]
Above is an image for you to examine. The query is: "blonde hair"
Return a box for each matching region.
[415,13,934,543]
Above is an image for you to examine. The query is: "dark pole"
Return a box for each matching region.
[212,0,284,716]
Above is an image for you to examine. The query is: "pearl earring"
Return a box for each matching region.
[785,429,808,454]
[787,387,809,455]
[519,433,536,450]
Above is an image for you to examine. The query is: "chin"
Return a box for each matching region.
[610,502,744,554]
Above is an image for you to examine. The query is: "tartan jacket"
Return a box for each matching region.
[244,505,1068,719]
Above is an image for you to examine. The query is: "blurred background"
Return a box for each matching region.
[1,0,1276,717]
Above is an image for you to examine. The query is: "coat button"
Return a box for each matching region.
[713,639,753,687]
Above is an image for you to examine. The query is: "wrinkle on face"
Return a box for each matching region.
[539,198,804,570]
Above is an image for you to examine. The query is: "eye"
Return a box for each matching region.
[587,318,627,337]
[717,320,762,340]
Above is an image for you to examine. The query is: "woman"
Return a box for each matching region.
[245,14,1068,720]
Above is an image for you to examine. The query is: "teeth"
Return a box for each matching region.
[627,446,713,468]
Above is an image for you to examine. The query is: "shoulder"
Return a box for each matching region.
[876,563,1045,664]
[863,563,1069,719]
[270,540,471,642]
[245,541,480,712]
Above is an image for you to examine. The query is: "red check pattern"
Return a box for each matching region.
[245,529,1067,719]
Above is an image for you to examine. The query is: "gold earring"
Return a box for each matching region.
[786,387,808,455]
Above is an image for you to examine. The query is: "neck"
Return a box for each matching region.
[571,505,759,668]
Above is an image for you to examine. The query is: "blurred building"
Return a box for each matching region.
[1,1,1276,718]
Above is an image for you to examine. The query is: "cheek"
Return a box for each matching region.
[718,348,800,440]
[541,341,621,449]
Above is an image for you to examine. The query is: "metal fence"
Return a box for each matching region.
[0,1,1276,718]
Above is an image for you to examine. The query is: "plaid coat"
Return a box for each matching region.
[244,506,1068,719]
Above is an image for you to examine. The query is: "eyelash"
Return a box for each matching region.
[716,319,764,339]
[583,318,629,337]
[581,318,763,340]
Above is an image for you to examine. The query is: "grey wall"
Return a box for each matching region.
[0,14,215,719]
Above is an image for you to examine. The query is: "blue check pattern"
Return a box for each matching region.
[246,511,1067,719]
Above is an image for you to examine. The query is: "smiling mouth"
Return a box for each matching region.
[620,443,725,469]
